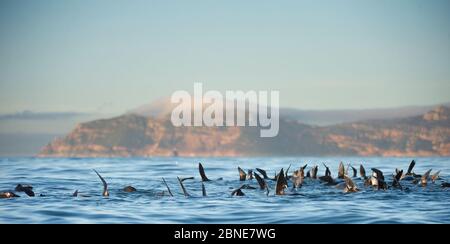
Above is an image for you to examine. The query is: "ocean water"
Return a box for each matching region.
[0,157,449,224]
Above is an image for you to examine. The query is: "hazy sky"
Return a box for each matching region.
[1,0,449,114]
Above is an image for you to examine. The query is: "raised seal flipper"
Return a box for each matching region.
[198,163,210,182]
[254,172,267,190]
[360,164,366,179]
[407,160,416,175]
[93,169,109,197]
[162,177,174,197]
[275,168,287,195]
[201,182,207,197]
[238,167,247,181]
[256,168,269,179]
[177,176,190,197]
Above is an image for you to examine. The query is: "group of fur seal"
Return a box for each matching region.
[1,160,449,199]
[227,160,449,196]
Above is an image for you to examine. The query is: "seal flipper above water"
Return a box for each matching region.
[285,164,292,178]
[323,163,331,177]
[162,177,173,197]
[254,172,267,190]
[198,163,210,182]
[311,165,318,179]
[275,168,287,195]
[15,184,35,197]
[256,168,269,180]
[360,164,367,179]
[93,169,109,197]
[407,160,416,175]
[338,162,345,179]
[392,169,403,190]
[231,188,245,196]
[180,177,194,182]
[72,190,78,197]
[420,169,432,186]
[350,165,357,178]
[201,182,207,197]
[238,167,247,181]
[177,176,190,197]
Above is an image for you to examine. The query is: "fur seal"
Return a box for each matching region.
[319,163,336,185]
[0,191,19,198]
[292,167,305,188]
[177,176,190,197]
[419,169,432,186]
[162,177,174,197]
[247,170,254,180]
[369,168,387,190]
[93,169,109,197]
[323,163,331,177]
[431,170,441,183]
[441,182,450,188]
[231,187,245,196]
[15,184,35,197]
[319,175,335,185]
[344,175,359,193]
[392,169,403,190]
[123,186,137,192]
[198,163,210,182]
[237,167,254,181]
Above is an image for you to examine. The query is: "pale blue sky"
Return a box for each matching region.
[1,0,449,114]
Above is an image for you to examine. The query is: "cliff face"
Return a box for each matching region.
[39,106,450,157]
[321,106,450,156]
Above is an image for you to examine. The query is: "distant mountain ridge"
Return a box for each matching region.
[128,98,450,125]
[39,105,450,157]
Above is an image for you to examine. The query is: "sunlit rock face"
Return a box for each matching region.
[39,107,450,157]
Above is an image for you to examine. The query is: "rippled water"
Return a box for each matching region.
[0,157,449,224]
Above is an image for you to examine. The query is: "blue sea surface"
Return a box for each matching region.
[0,157,449,224]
